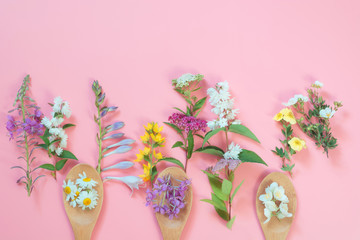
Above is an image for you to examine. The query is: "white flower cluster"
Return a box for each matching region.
[312,80,323,88]
[174,73,198,88]
[283,94,309,107]
[63,172,99,210]
[259,182,292,224]
[41,97,71,156]
[224,142,242,160]
[207,81,241,130]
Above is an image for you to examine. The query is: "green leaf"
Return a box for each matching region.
[173,107,186,114]
[228,171,235,183]
[49,139,61,146]
[39,164,55,171]
[226,216,236,230]
[151,165,158,182]
[281,163,295,172]
[222,179,232,196]
[211,193,227,211]
[37,144,48,150]
[59,150,78,160]
[186,106,191,116]
[194,146,224,157]
[194,97,207,112]
[172,141,184,148]
[63,123,76,129]
[163,122,182,134]
[228,124,260,143]
[158,157,184,169]
[202,127,225,147]
[202,171,228,201]
[215,206,229,221]
[55,159,68,171]
[187,131,194,159]
[239,149,267,166]
[231,180,244,202]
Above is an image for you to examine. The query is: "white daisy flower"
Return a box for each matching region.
[312,80,323,88]
[76,189,99,210]
[53,96,63,113]
[62,180,77,201]
[41,117,52,129]
[69,188,81,207]
[76,172,98,189]
[319,107,335,119]
[224,142,242,160]
[61,101,71,118]
[55,147,63,156]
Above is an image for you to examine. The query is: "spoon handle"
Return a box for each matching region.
[72,225,93,240]
[264,231,287,240]
[160,227,182,240]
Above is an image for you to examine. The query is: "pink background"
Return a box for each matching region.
[0,1,359,239]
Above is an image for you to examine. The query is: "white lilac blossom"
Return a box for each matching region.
[319,107,335,119]
[312,80,323,88]
[207,81,240,130]
[224,142,242,160]
[283,94,309,107]
[259,182,292,223]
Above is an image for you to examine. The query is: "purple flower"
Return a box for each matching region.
[168,113,207,133]
[212,158,241,172]
[146,175,191,219]
[22,118,44,136]
[6,115,17,140]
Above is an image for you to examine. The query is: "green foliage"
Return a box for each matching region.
[195,145,225,157]
[202,127,225,147]
[239,149,267,166]
[158,157,185,169]
[228,124,260,143]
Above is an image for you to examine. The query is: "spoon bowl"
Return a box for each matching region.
[155,167,193,240]
[256,172,296,240]
[63,164,103,240]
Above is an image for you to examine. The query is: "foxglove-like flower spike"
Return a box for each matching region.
[103,145,132,157]
[103,176,143,195]
[102,161,134,171]
[103,133,124,140]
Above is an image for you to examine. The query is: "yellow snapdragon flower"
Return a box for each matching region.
[288,137,306,152]
[139,162,151,182]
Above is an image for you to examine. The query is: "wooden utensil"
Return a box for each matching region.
[63,164,103,240]
[256,172,297,240]
[155,167,193,240]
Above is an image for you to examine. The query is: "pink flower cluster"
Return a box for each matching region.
[168,113,207,133]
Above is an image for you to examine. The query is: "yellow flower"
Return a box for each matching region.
[134,153,144,162]
[273,112,283,121]
[139,163,151,182]
[151,133,165,144]
[153,150,163,160]
[281,108,297,125]
[141,147,151,156]
[288,137,306,152]
[140,132,150,142]
[144,123,153,131]
[153,123,163,134]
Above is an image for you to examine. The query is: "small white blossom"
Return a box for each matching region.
[175,73,196,88]
[49,127,62,136]
[319,107,335,119]
[51,117,64,127]
[224,142,242,160]
[283,94,308,106]
[312,80,323,88]
[41,117,52,129]
[61,101,71,118]
[53,96,63,112]
[60,134,68,148]
[55,147,63,156]
[207,120,217,130]
[264,208,272,224]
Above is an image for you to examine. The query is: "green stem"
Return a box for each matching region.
[96,105,103,174]
[20,98,31,196]
[224,129,232,220]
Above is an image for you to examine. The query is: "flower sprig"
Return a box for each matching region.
[7,75,45,196]
[197,81,267,229]
[259,182,292,223]
[38,97,78,179]
[135,122,183,185]
[145,175,191,219]
[92,80,142,193]
[272,108,306,176]
[165,73,207,172]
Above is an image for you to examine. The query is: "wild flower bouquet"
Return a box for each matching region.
[273,81,343,174]
[38,97,78,179]
[165,73,207,172]
[6,75,44,196]
[91,80,142,193]
[197,81,267,229]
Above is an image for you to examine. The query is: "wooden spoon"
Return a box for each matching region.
[256,172,297,240]
[155,167,193,240]
[63,164,104,240]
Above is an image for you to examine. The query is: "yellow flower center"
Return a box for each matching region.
[265,193,271,200]
[83,198,92,206]
[83,177,91,182]
[275,192,282,198]
[326,113,331,117]
[64,186,71,194]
